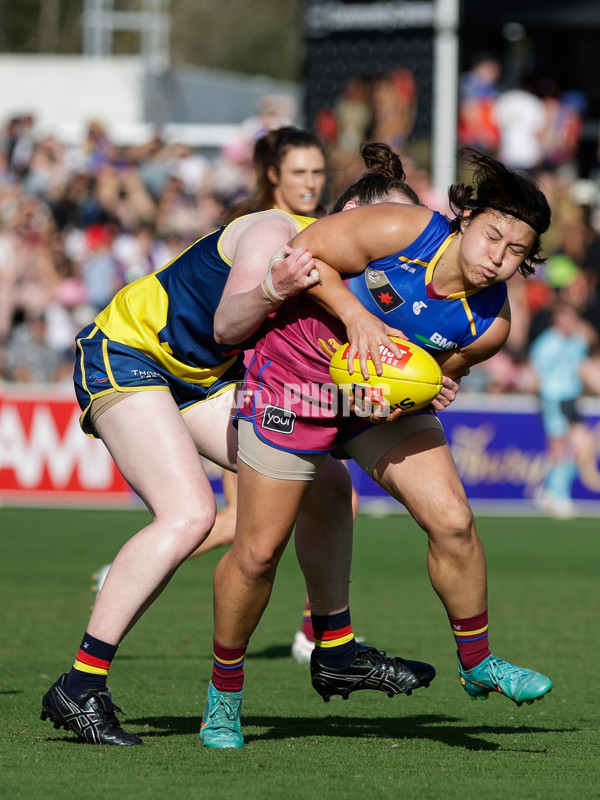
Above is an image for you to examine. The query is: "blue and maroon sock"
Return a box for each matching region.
[449,609,491,671]
[211,638,248,694]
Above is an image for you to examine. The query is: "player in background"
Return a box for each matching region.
[203,148,554,748]
[224,125,328,222]
[196,127,337,600]
[530,299,598,517]
[42,137,456,746]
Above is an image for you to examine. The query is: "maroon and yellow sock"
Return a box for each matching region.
[211,638,248,694]
[300,600,314,642]
[311,607,357,668]
[449,609,491,671]
[64,632,118,697]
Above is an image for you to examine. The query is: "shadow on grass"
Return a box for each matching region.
[115,645,295,662]
[125,712,576,752]
[245,645,290,660]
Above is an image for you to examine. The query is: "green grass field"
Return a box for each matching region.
[1,507,598,800]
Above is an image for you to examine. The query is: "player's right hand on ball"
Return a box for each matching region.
[343,310,407,380]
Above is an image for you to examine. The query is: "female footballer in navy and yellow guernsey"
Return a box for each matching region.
[84,126,338,666]
[43,203,355,748]
[74,211,316,435]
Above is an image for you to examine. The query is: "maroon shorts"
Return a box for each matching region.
[236,351,385,454]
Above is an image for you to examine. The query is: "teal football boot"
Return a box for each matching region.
[199,682,244,748]
[458,654,553,706]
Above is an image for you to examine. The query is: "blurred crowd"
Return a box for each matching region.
[1,70,600,399]
[313,57,600,400]
[455,52,600,397]
[0,114,260,384]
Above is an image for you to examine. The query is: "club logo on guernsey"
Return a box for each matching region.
[364,269,404,313]
[89,372,109,385]
[262,405,296,435]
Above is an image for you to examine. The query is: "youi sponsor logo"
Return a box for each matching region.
[261,405,297,434]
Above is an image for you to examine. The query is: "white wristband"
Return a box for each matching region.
[261,278,282,304]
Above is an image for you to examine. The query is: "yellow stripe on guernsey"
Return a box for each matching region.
[94,240,235,386]
[215,210,316,264]
[73,659,108,675]
[453,625,488,638]
[460,297,478,336]
[425,232,482,337]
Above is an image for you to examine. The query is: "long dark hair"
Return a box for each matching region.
[224,126,327,222]
[448,148,551,276]
[330,142,421,213]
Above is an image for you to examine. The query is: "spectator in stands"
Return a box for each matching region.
[334,77,373,152]
[79,223,124,312]
[539,82,586,176]
[370,68,417,152]
[458,52,501,155]
[94,161,156,232]
[495,75,546,173]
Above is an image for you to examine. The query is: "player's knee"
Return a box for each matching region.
[236,541,285,582]
[170,506,218,557]
[427,501,475,552]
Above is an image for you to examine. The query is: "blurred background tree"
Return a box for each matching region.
[0,0,304,81]
[171,0,303,79]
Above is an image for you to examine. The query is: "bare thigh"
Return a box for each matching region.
[95,389,217,518]
[182,387,239,471]
[372,427,471,535]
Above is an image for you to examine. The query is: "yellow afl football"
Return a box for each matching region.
[329,337,443,412]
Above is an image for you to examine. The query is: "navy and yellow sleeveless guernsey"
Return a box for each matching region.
[74,211,315,436]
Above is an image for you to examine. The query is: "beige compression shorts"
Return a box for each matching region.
[88,390,131,431]
[237,413,444,481]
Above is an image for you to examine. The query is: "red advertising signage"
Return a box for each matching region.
[0,385,133,505]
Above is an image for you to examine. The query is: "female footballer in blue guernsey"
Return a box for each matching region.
[204,149,554,747]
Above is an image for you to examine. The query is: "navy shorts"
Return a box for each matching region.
[74,323,244,436]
